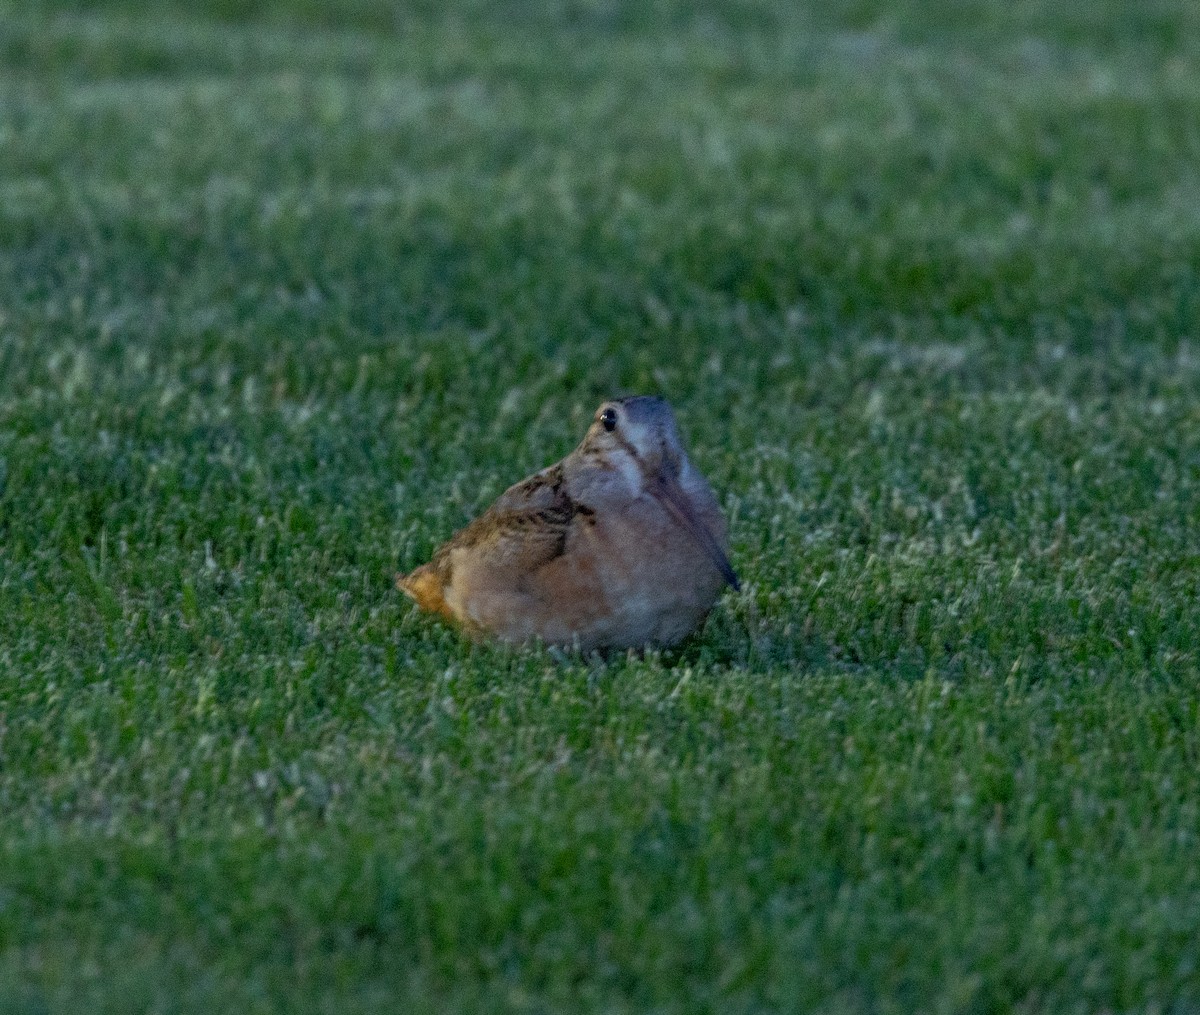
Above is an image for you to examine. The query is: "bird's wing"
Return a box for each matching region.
[431,462,588,586]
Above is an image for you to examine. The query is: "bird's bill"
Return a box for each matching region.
[649,475,741,591]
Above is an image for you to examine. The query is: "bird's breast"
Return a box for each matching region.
[524,492,727,648]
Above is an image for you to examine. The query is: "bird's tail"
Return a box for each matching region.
[396,564,454,619]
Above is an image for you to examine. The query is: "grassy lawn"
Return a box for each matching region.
[2,0,1199,1010]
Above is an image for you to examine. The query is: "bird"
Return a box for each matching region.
[397,395,739,652]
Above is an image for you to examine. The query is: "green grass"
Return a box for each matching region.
[2,0,1200,1010]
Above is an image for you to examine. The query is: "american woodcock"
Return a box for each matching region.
[398,396,739,652]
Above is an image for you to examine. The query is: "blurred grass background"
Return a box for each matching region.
[1,1,1199,1011]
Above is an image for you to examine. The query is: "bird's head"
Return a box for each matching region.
[578,395,739,590]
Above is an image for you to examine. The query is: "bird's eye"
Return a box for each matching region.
[599,407,618,432]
